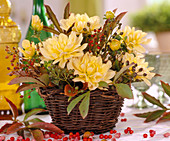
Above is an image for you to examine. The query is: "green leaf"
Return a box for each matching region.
[27,118,45,123]
[142,92,167,109]
[134,111,153,118]
[43,26,60,35]
[45,5,63,33]
[24,108,47,121]
[64,2,70,19]
[113,63,135,83]
[8,77,45,86]
[30,129,44,141]
[115,83,133,99]
[156,111,170,123]
[4,97,18,120]
[79,91,90,119]
[98,81,108,88]
[161,81,170,97]
[6,123,24,134]
[27,122,64,134]
[144,110,166,123]
[0,115,13,120]
[67,93,87,115]
[16,83,44,93]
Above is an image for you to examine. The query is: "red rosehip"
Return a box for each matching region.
[127,127,131,131]
[150,133,155,137]
[143,134,148,138]
[25,138,30,141]
[99,134,104,139]
[10,137,15,141]
[69,132,73,136]
[115,133,121,138]
[63,137,68,141]
[120,113,125,117]
[108,135,112,139]
[124,129,128,134]
[76,132,80,137]
[129,130,134,134]
[110,130,114,134]
[113,130,117,134]
[87,138,92,141]
[104,135,108,139]
[163,132,170,138]
[58,135,62,139]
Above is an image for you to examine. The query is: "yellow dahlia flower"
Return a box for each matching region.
[31,15,43,31]
[18,40,35,59]
[67,53,115,90]
[122,53,155,86]
[40,31,87,68]
[120,26,151,54]
[60,13,101,34]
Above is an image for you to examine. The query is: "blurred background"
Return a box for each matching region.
[10,0,170,52]
[2,0,170,110]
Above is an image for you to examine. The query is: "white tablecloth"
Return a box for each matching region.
[0,85,170,141]
[0,103,170,141]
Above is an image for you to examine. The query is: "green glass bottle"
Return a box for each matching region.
[24,0,52,113]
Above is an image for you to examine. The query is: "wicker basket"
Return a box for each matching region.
[38,87,124,134]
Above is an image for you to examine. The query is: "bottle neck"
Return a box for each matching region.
[32,0,45,15]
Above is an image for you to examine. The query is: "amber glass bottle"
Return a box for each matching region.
[24,0,52,113]
[0,0,22,115]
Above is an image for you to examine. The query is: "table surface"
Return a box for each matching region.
[0,103,170,141]
[0,85,170,141]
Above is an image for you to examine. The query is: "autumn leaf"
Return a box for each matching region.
[156,111,170,123]
[27,122,64,134]
[30,129,44,141]
[4,97,18,120]
[6,123,24,134]
[134,112,153,118]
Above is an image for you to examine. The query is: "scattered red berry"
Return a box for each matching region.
[124,129,128,134]
[143,133,148,138]
[150,133,155,137]
[104,135,108,139]
[28,95,31,98]
[58,135,62,139]
[120,113,125,117]
[123,118,127,122]
[108,134,112,139]
[99,134,104,139]
[114,133,121,138]
[69,132,73,136]
[163,132,170,138]
[10,137,15,141]
[110,130,114,134]
[127,127,131,131]
[83,138,88,141]
[113,130,117,133]
[129,130,134,134]
[63,137,68,141]
[25,138,30,141]
[87,138,92,141]
[76,132,80,137]
[111,138,116,141]
[91,132,94,136]
[47,139,52,141]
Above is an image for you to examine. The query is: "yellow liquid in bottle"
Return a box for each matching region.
[0,0,22,114]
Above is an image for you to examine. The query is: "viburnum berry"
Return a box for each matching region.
[99,134,104,139]
[143,133,148,138]
[28,95,31,98]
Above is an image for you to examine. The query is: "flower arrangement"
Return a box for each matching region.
[6,3,155,119]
